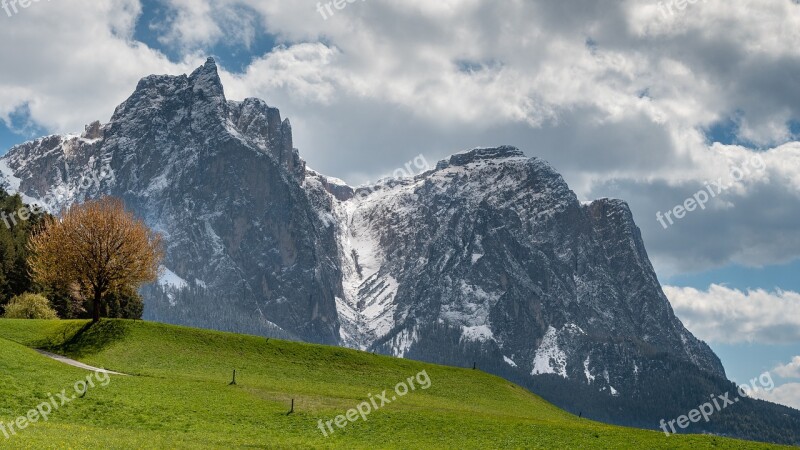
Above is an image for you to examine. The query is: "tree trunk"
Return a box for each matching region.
[93,288,102,323]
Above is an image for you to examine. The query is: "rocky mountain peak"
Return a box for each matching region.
[227,97,305,181]
[189,57,225,101]
[438,145,527,169]
[82,120,103,140]
[111,57,227,127]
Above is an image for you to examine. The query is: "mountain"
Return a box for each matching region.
[1,58,340,343]
[2,58,798,444]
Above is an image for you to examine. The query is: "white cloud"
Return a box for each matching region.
[157,0,224,49]
[751,383,800,411]
[222,43,342,105]
[775,356,800,379]
[664,285,800,344]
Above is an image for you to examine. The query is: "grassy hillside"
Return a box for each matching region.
[0,319,788,449]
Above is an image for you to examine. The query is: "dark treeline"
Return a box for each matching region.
[0,191,46,314]
[142,282,297,340]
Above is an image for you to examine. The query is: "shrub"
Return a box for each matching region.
[104,287,145,320]
[3,293,59,319]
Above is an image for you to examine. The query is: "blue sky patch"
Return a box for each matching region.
[665,258,800,292]
[704,113,746,147]
[0,104,48,156]
[134,0,280,74]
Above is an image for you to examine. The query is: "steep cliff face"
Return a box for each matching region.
[0,58,742,428]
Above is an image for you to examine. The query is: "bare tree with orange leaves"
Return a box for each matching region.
[28,197,164,322]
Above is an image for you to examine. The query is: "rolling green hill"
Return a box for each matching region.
[0,319,788,449]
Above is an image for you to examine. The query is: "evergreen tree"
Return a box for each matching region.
[0,191,47,314]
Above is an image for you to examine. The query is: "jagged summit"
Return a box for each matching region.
[189,57,225,97]
[116,57,226,124]
[434,145,522,169]
[201,56,218,70]
[452,145,525,162]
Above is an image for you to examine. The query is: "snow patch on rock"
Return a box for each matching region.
[584,356,595,383]
[159,267,188,290]
[461,325,494,342]
[531,326,568,378]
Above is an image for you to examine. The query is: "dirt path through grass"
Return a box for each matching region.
[35,349,128,375]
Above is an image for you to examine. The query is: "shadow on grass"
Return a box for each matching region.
[43,319,130,358]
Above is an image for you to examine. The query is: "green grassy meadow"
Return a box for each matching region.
[0,319,789,449]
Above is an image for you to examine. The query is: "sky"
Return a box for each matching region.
[1,0,799,409]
